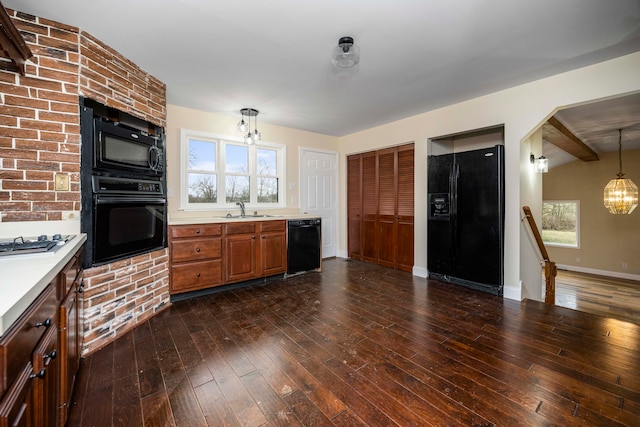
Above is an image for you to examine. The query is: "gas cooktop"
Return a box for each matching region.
[0,234,74,257]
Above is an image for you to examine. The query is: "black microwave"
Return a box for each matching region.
[93,117,164,176]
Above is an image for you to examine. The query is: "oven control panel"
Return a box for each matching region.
[93,175,164,195]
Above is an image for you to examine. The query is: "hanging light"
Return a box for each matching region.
[238,108,260,145]
[237,110,248,132]
[332,36,360,68]
[603,129,638,214]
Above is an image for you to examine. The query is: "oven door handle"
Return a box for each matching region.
[96,196,166,204]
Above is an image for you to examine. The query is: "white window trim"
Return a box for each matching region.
[542,200,580,249]
[180,129,286,211]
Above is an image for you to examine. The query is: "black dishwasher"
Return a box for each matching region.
[287,218,321,275]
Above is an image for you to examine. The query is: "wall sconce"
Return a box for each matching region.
[530,153,548,173]
[535,156,548,173]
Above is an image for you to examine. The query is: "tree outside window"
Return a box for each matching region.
[542,201,579,247]
[187,139,216,203]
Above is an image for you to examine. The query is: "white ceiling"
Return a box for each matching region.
[5,0,640,141]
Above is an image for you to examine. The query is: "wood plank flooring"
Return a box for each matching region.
[555,270,640,325]
[67,259,640,426]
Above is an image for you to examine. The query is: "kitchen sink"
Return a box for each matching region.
[217,214,281,219]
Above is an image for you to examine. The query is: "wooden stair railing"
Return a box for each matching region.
[522,206,557,304]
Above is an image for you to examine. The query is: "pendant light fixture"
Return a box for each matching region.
[332,36,360,68]
[603,128,638,214]
[238,108,261,145]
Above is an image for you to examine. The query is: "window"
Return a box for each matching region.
[542,200,579,248]
[181,130,285,210]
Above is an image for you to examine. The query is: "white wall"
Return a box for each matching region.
[337,52,640,301]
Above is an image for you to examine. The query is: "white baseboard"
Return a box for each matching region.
[503,283,522,301]
[413,266,428,278]
[557,264,640,282]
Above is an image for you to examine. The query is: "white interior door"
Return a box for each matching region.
[300,149,337,258]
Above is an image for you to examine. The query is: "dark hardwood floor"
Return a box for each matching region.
[68,259,640,426]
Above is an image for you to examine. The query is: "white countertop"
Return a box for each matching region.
[168,213,320,225]
[0,234,86,336]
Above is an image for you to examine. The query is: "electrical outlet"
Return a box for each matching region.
[55,173,69,191]
[622,263,628,269]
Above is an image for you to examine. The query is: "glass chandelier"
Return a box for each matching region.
[237,108,261,145]
[603,129,638,214]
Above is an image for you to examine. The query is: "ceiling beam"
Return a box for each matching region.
[545,116,599,162]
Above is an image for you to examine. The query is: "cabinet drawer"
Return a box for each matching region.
[0,285,57,396]
[171,238,221,263]
[171,260,223,293]
[260,220,285,232]
[225,222,256,235]
[58,252,82,300]
[170,224,222,238]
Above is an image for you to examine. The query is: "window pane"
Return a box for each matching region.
[258,177,279,203]
[188,173,217,203]
[542,201,578,246]
[189,139,216,172]
[226,175,250,203]
[226,145,249,173]
[257,148,277,176]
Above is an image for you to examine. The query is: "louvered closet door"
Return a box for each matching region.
[347,154,362,260]
[361,152,378,262]
[396,145,414,272]
[377,148,397,268]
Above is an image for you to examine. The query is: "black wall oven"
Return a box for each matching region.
[80,98,167,268]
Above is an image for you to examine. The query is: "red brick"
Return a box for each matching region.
[38,111,78,124]
[4,95,49,110]
[15,139,59,152]
[0,127,38,140]
[25,170,54,181]
[36,89,78,103]
[0,201,31,211]
[0,148,38,160]
[56,191,80,201]
[10,191,55,201]
[1,211,46,221]
[38,68,78,85]
[0,170,23,179]
[18,76,63,92]
[0,71,18,84]
[38,151,79,163]
[33,201,74,211]
[0,192,10,200]
[19,119,62,132]
[0,82,30,97]
[1,180,47,191]
[50,102,79,114]
[0,117,18,127]
[0,137,12,148]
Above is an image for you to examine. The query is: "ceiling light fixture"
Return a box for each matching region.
[238,108,261,145]
[603,129,638,214]
[332,36,360,68]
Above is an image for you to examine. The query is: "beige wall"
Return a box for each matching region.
[337,52,640,300]
[164,52,640,302]
[165,104,338,222]
[544,149,640,277]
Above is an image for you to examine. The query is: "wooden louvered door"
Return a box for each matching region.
[377,148,397,268]
[396,144,414,272]
[361,152,378,263]
[346,144,414,271]
[347,154,362,260]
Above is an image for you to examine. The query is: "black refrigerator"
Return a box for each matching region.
[427,145,504,295]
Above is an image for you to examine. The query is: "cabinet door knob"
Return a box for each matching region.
[196,273,201,278]
[35,318,52,328]
[262,235,266,239]
[252,235,256,239]
[196,248,201,253]
[196,229,201,234]
[44,349,57,361]
[30,368,46,379]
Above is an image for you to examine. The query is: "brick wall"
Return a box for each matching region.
[1,9,170,355]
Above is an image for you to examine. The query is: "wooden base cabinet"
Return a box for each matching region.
[0,245,84,427]
[225,220,286,284]
[169,224,223,294]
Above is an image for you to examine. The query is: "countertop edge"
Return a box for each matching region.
[168,214,321,226]
[0,234,87,336]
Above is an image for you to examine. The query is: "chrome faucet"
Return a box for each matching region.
[236,201,246,217]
